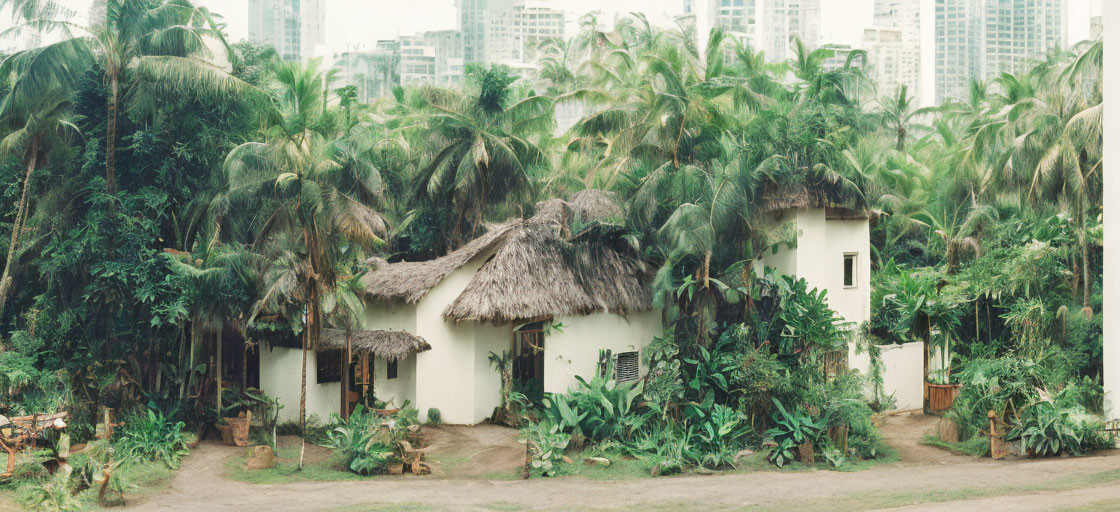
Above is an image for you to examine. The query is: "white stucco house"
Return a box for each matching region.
[757,191,923,410]
[262,191,662,424]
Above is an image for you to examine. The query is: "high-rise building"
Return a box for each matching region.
[863,27,905,96]
[820,43,864,71]
[680,0,818,62]
[511,1,566,64]
[248,0,326,61]
[399,31,465,88]
[867,0,921,98]
[459,0,563,68]
[935,0,1066,103]
[789,0,821,50]
[335,42,399,102]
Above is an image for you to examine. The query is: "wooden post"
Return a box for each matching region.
[241,340,248,391]
[341,331,351,420]
[360,354,369,408]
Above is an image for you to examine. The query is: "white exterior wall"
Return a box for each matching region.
[758,207,918,411]
[878,341,924,410]
[1103,0,1118,420]
[412,251,502,425]
[542,310,664,394]
[758,208,870,328]
[372,354,417,408]
[259,345,342,423]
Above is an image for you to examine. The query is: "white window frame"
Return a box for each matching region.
[843,253,858,288]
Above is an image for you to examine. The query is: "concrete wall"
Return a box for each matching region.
[372,353,417,408]
[759,208,871,327]
[758,207,918,410]
[878,341,925,410]
[542,310,664,394]
[412,249,501,425]
[259,345,342,423]
[1104,0,1118,420]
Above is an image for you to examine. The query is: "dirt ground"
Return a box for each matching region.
[114,414,1120,512]
[422,423,525,478]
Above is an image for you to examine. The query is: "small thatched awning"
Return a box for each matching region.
[318,328,431,360]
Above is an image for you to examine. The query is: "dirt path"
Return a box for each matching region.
[120,415,1120,512]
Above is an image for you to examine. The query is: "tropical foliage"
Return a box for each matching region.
[0,0,1105,492]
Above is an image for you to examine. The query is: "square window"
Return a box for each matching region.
[317,350,341,384]
[843,253,857,288]
[387,358,398,380]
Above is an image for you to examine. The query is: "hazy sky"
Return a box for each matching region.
[14,0,1092,53]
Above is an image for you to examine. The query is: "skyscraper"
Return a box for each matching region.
[935,0,1066,103]
[788,0,820,50]
[248,0,326,61]
[680,0,818,62]
[866,0,921,98]
[458,0,564,71]
[863,27,905,96]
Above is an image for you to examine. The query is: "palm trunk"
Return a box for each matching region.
[106,74,120,195]
[1080,198,1091,310]
[298,302,309,471]
[216,328,223,417]
[0,142,38,314]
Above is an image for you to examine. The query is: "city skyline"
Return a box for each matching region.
[0,0,1099,106]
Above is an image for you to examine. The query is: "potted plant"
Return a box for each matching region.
[925,328,961,413]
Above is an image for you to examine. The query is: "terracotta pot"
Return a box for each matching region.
[926,383,961,413]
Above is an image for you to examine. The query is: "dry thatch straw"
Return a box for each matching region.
[758,185,870,217]
[444,192,650,323]
[318,328,431,359]
[360,223,517,303]
[362,190,652,324]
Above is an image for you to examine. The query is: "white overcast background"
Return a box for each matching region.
[0,0,1101,106]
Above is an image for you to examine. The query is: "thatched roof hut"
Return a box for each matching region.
[362,190,653,324]
[318,328,431,359]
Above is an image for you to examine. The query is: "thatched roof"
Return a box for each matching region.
[362,190,652,324]
[360,223,517,303]
[318,328,431,359]
[758,185,870,217]
[443,193,651,323]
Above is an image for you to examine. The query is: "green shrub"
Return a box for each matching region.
[521,420,570,477]
[114,408,189,469]
[1007,401,1110,457]
[324,405,418,475]
[426,408,442,424]
[765,398,823,467]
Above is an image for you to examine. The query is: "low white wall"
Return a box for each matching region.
[259,345,342,423]
[543,310,663,394]
[878,341,925,411]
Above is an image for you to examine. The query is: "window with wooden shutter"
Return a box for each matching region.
[615,351,639,383]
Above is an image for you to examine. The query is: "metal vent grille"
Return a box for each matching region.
[615,351,640,382]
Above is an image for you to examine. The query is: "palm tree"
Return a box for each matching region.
[1,0,247,194]
[412,65,552,247]
[222,58,385,469]
[321,272,367,421]
[878,84,933,151]
[0,84,77,313]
